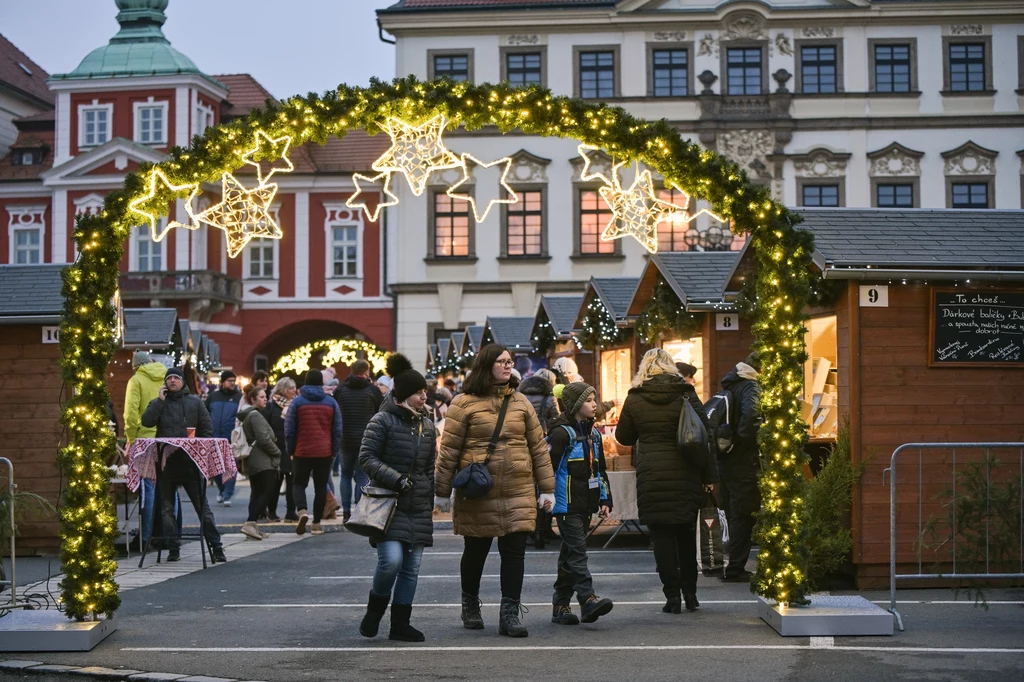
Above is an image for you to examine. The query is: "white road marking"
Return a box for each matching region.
[310,572,659,580]
[122,645,1024,654]
[810,637,834,649]
[421,550,655,556]
[222,600,759,608]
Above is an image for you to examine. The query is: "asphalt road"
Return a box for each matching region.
[3,528,1024,682]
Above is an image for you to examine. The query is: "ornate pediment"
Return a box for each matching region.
[791,148,851,179]
[508,149,552,184]
[722,11,766,41]
[941,141,998,176]
[717,130,775,181]
[867,143,924,177]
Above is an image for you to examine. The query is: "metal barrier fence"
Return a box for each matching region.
[884,442,1024,631]
[0,457,15,607]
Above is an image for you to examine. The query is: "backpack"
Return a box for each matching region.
[704,390,736,457]
[230,414,253,460]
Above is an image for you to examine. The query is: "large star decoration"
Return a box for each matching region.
[194,173,282,258]
[372,115,462,196]
[127,169,201,242]
[346,172,399,222]
[241,131,294,185]
[446,153,519,223]
[599,163,687,254]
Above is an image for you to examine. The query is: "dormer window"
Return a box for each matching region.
[134,99,168,145]
[79,102,113,148]
[11,149,43,166]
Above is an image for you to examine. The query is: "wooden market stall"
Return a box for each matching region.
[572,277,641,408]
[458,324,485,369]
[481,316,538,376]
[107,308,182,426]
[726,208,1024,587]
[529,294,594,381]
[449,330,466,376]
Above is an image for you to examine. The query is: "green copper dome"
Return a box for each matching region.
[51,0,221,86]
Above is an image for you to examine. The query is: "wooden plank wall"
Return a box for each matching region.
[703,312,756,400]
[0,325,64,554]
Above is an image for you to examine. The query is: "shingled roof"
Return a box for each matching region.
[122,308,178,348]
[464,325,485,353]
[592,277,639,320]
[450,331,466,357]
[0,264,64,322]
[483,316,535,352]
[539,295,583,336]
[628,252,739,316]
[0,33,55,107]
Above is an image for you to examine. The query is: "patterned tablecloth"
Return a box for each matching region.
[126,438,235,492]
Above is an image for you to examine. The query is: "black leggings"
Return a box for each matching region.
[461,532,528,600]
[247,469,278,523]
[292,456,333,523]
[648,522,698,600]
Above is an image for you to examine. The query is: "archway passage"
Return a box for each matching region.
[62,76,815,619]
[245,318,387,377]
[270,338,390,381]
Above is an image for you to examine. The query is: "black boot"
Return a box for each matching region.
[461,592,484,630]
[662,598,682,614]
[359,591,390,638]
[389,604,425,642]
[684,592,700,612]
[498,598,529,638]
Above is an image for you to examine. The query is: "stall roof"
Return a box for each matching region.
[465,324,485,353]
[438,337,452,363]
[450,331,466,357]
[539,295,584,336]
[122,308,178,348]
[178,320,192,351]
[428,343,439,368]
[483,316,535,352]
[628,252,740,316]
[0,264,65,324]
[573,277,639,328]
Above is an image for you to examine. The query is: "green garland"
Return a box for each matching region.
[635,277,704,344]
[578,299,625,350]
[64,75,814,616]
[531,313,557,356]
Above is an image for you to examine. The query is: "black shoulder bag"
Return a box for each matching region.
[452,394,512,500]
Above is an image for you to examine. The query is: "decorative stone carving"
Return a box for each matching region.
[698,69,718,94]
[773,69,792,93]
[775,34,793,56]
[506,34,540,45]
[942,141,998,176]
[950,24,983,36]
[722,12,766,41]
[792,148,851,178]
[698,33,716,57]
[427,166,466,187]
[801,27,836,38]
[508,149,551,184]
[652,31,687,42]
[867,143,924,177]
[570,148,614,183]
[716,130,775,181]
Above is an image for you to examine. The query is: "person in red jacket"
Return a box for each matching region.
[284,369,342,535]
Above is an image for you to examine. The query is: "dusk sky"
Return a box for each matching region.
[2,0,398,98]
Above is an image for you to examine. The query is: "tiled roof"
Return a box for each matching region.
[428,343,439,364]
[653,252,740,304]
[450,331,466,355]
[485,316,535,351]
[307,131,391,173]
[438,337,452,360]
[214,73,277,120]
[122,308,178,347]
[0,131,54,181]
[798,209,1024,269]
[465,325,485,352]
[0,34,54,106]
[381,0,615,11]
[540,295,583,335]
[0,265,65,319]
[14,110,56,124]
[178,320,191,350]
[592,277,639,320]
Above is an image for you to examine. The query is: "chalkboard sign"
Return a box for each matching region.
[929,289,1024,367]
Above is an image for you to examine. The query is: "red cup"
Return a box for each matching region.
[187,427,196,439]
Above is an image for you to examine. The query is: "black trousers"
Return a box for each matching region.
[247,469,278,523]
[553,514,595,605]
[648,523,698,600]
[718,457,761,577]
[292,456,332,523]
[461,532,528,600]
[158,476,221,550]
[268,471,295,518]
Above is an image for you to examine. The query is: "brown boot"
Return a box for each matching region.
[323,493,340,520]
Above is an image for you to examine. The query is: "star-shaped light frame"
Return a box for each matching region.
[371,115,463,196]
[194,173,282,258]
[241,131,294,185]
[599,162,688,253]
[577,143,615,186]
[446,153,519,223]
[346,172,399,222]
[127,169,201,242]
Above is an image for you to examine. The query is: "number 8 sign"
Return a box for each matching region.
[716,313,738,331]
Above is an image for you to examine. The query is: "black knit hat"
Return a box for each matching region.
[387,354,427,403]
[220,370,236,381]
[305,369,324,386]
[561,382,596,417]
[165,367,185,381]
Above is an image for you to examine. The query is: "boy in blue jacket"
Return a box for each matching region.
[547,382,614,625]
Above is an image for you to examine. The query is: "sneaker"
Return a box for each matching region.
[551,604,579,625]
[241,521,263,540]
[284,513,299,522]
[310,523,324,535]
[296,510,309,535]
[222,498,232,507]
[212,546,227,563]
[721,570,753,583]
[580,594,613,623]
[166,548,180,562]
[216,493,223,504]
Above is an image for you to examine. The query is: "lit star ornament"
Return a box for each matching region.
[446,153,519,222]
[346,172,399,222]
[372,115,462,196]
[599,162,687,253]
[242,131,294,185]
[194,173,282,258]
[577,143,615,185]
[127,169,200,241]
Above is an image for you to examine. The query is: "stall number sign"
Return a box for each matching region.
[930,290,1024,367]
[716,314,738,331]
[42,326,60,344]
[859,285,888,307]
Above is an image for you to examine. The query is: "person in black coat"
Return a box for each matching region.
[519,369,560,434]
[614,349,718,614]
[265,376,298,521]
[357,354,436,643]
[336,360,385,521]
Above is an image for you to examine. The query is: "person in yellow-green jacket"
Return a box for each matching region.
[123,351,174,546]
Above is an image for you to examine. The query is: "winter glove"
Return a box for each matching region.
[434,495,451,513]
[398,476,414,492]
[538,493,555,511]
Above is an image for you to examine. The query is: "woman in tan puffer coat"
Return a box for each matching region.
[435,344,555,638]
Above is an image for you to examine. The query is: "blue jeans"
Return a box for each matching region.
[214,473,235,501]
[340,446,368,513]
[141,478,182,544]
[372,541,424,605]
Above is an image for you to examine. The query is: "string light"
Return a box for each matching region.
[127,168,200,241]
[241,131,294,185]
[346,172,399,222]
[194,173,282,258]
[446,153,519,223]
[271,339,390,379]
[371,115,462,196]
[598,161,686,253]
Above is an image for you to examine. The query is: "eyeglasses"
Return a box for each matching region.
[494,359,514,367]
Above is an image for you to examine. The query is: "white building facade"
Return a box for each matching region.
[380,0,1024,370]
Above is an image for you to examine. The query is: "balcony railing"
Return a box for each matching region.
[119,270,242,305]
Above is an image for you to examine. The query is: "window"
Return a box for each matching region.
[195,104,214,136]
[948,43,986,92]
[505,189,543,257]
[79,104,111,147]
[13,227,40,264]
[578,50,615,99]
[433,193,471,258]
[656,188,691,251]
[12,149,41,166]
[651,48,689,97]
[248,238,275,278]
[872,43,913,93]
[135,225,162,271]
[506,52,542,87]
[876,183,914,208]
[135,103,166,144]
[578,189,615,255]
[726,47,763,95]
[801,184,840,207]
[799,45,837,94]
[331,225,359,277]
[950,182,989,208]
[433,53,470,82]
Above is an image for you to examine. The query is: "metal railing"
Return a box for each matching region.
[0,457,16,607]
[884,442,1024,631]
[119,270,242,304]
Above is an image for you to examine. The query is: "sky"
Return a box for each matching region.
[1,0,398,98]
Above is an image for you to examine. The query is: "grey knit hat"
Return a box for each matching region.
[132,350,151,369]
[561,382,596,417]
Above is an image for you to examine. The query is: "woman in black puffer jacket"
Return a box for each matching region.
[357,354,437,643]
[615,349,718,615]
[518,369,560,434]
